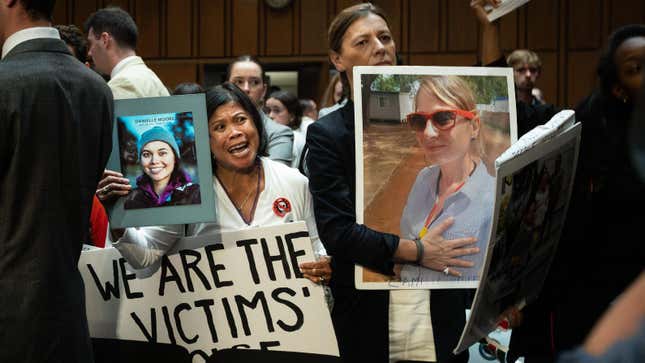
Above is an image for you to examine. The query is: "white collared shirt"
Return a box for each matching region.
[110,55,138,79]
[1,27,60,59]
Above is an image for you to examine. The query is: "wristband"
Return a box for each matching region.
[414,237,424,264]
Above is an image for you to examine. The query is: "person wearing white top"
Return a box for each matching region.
[265,90,310,170]
[84,7,169,100]
[104,83,331,287]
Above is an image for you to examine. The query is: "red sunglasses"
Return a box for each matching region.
[405,109,476,131]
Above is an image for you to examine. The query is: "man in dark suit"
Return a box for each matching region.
[0,1,113,362]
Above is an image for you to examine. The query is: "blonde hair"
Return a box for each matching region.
[415,76,484,158]
[506,49,542,70]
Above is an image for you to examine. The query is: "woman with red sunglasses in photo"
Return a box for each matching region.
[399,75,494,285]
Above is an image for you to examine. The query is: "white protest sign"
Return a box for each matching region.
[80,222,338,362]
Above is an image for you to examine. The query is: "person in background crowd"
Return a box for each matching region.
[226,55,294,166]
[300,98,318,121]
[55,24,87,63]
[0,0,114,361]
[507,49,544,105]
[104,83,331,288]
[84,7,169,100]
[306,4,479,362]
[471,0,558,137]
[318,72,347,118]
[506,23,645,362]
[266,90,307,169]
[173,81,205,95]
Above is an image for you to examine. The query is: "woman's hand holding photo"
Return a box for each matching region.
[96,169,132,203]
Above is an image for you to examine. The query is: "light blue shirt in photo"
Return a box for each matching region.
[400,161,495,283]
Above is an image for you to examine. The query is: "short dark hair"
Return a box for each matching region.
[55,24,87,63]
[597,24,645,96]
[225,55,267,84]
[268,90,303,130]
[299,99,316,113]
[19,0,55,21]
[84,7,138,50]
[205,83,268,169]
[173,82,205,95]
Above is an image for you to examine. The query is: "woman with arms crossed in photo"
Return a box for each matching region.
[124,126,200,209]
[399,76,494,284]
[305,3,479,362]
[104,83,331,286]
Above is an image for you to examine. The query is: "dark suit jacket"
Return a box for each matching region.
[306,100,469,363]
[0,37,113,362]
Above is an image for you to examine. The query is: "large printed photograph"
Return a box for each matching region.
[107,95,216,228]
[354,66,517,289]
[455,122,580,352]
[117,112,200,210]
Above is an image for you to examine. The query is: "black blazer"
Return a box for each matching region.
[0,38,113,362]
[306,100,469,363]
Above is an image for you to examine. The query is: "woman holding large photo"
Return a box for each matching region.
[399,76,494,283]
[305,3,478,362]
[105,83,331,286]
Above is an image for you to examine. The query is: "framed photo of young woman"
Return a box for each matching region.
[106,94,216,228]
[352,66,517,290]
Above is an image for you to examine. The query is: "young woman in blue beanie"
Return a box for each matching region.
[124,126,201,209]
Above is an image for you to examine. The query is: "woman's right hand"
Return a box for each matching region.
[419,217,480,277]
[96,169,132,204]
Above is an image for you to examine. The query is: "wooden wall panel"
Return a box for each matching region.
[166,0,192,58]
[408,0,440,53]
[537,52,559,105]
[499,10,519,52]
[232,0,259,56]
[445,0,478,52]
[53,0,69,24]
[567,51,600,106]
[135,0,161,57]
[609,0,645,31]
[300,0,328,55]
[147,62,197,90]
[49,0,645,108]
[568,0,603,50]
[73,0,99,28]
[198,0,226,57]
[526,0,559,51]
[265,5,295,55]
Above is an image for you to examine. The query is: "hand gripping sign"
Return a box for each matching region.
[80,222,338,362]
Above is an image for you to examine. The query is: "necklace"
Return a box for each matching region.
[418,159,477,239]
[216,160,262,225]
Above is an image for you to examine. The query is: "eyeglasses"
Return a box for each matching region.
[405,110,476,132]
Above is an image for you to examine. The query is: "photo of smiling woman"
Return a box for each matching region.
[399,75,495,283]
[123,126,201,210]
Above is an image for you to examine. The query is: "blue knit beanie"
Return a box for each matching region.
[137,126,180,160]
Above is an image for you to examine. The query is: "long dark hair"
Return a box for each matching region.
[205,83,268,170]
[267,90,303,130]
[138,145,189,187]
[328,3,390,100]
